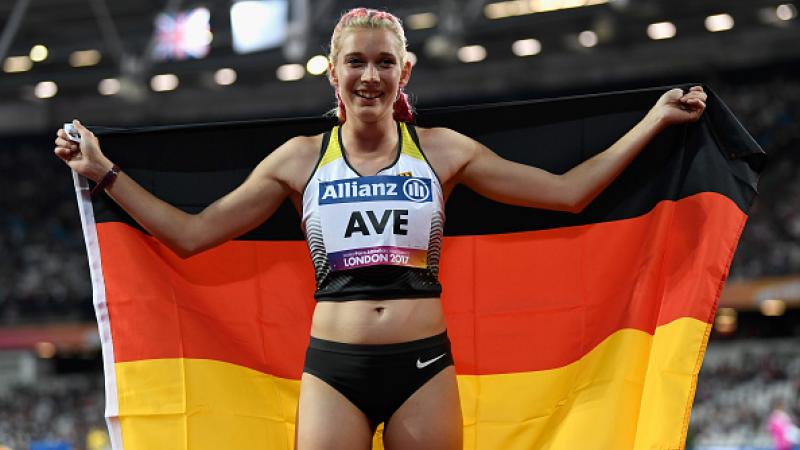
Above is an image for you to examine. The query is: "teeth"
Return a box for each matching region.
[356,91,382,99]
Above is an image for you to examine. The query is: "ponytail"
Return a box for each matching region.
[393,89,414,123]
[336,89,347,123]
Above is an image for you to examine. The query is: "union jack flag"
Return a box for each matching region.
[152,7,211,61]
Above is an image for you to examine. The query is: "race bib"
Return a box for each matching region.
[319,175,434,271]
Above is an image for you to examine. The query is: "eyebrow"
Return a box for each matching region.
[343,52,397,58]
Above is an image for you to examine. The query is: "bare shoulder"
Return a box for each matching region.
[261,133,324,193]
[415,126,479,185]
[269,134,322,163]
[415,126,475,150]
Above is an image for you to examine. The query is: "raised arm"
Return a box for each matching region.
[449,86,707,213]
[55,120,316,258]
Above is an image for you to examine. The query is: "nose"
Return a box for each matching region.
[361,63,379,82]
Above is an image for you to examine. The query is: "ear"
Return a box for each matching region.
[399,59,412,88]
[327,61,338,88]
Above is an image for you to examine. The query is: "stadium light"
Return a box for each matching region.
[214,68,237,85]
[485,0,608,20]
[35,341,56,359]
[714,307,737,334]
[29,44,48,62]
[647,21,676,40]
[306,55,328,76]
[151,73,179,92]
[231,0,289,54]
[407,12,437,30]
[277,63,305,81]
[70,49,102,67]
[705,13,734,32]
[98,78,121,95]
[760,299,786,316]
[512,38,542,56]
[777,4,797,21]
[578,30,598,47]
[3,56,32,73]
[457,45,487,63]
[34,81,58,99]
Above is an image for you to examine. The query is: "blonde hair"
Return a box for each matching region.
[327,8,414,123]
[329,8,408,69]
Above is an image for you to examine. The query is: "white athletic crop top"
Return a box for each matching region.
[301,122,444,301]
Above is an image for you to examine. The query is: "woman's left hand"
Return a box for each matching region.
[652,86,708,126]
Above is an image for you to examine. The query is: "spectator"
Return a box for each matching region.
[769,399,799,450]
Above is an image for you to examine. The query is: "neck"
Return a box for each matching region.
[341,115,396,155]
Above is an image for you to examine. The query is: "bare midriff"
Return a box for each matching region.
[310,297,447,344]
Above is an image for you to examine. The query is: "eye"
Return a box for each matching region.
[346,57,364,66]
[380,58,395,67]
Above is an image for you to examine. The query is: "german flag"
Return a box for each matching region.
[73,86,764,450]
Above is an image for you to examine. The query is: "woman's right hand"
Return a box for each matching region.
[53,121,317,258]
[54,119,114,182]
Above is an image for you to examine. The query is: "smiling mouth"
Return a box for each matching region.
[355,91,383,100]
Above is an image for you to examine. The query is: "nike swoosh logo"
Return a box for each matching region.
[416,353,447,369]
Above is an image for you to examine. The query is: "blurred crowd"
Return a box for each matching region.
[0,374,108,450]
[0,138,92,324]
[689,338,800,448]
[721,76,800,280]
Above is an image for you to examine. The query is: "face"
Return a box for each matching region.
[330,28,411,122]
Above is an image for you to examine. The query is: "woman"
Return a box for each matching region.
[54,7,707,450]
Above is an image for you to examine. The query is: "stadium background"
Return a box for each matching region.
[0,0,797,449]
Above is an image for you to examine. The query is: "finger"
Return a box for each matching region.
[681,93,706,103]
[688,97,707,107]
[55,145,78,157]
[54,147,72,162]
[684,101,706,115]
[689,86,704,92]
[664,89,684,104]
[72,119,93,140]
[55,137,77,148]
[58,128,82,147]
[73,119,89,134]
[57,141,81,153]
